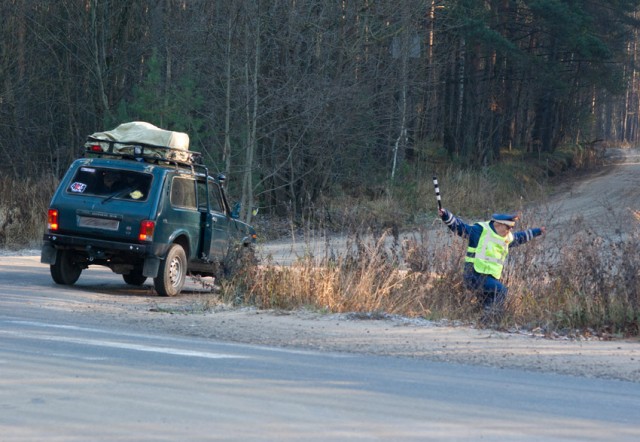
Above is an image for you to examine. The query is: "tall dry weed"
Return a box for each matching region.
[216,157,639,335]
[229,203,640,335]
[0,175,57,248]
[501,208,640,335]
[227,229,433,317]
[237,225,486,322]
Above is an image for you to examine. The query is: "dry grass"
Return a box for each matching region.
[0,175,57,248]
[226,214,639,335]
[222,230,430,315]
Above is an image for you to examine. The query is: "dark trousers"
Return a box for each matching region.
[463,265,508,310]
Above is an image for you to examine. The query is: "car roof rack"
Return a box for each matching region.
[83,137,203,168]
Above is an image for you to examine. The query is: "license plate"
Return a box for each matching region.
[78,216,120,231]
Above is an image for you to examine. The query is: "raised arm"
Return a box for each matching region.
[510,226,545,247]
[439,208,474,239]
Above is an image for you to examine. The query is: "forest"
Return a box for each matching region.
[2,0,640,224]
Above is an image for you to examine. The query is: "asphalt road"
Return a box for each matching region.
[1,257,640,441]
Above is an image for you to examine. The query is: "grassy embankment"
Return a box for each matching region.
[1,144,637,335]
[226,145,639,336]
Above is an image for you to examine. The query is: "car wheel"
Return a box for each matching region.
[50,249,82,285]
[123,269,147,286]
[154,244,187,296]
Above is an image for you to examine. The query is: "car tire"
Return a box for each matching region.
[154,244,187,296]
[123,270,147,286]
[50,249,82,285]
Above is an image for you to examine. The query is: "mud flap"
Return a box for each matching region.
[40,243,57,265]
[143,257,160,278]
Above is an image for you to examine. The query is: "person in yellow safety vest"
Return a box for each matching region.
[438,208,546,323]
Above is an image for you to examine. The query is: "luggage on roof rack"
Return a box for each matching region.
[83,121,201,166]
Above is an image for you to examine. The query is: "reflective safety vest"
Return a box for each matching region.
[465,222,513,279]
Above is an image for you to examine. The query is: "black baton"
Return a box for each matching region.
[433,175,442,210]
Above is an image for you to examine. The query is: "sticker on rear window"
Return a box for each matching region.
[80,167,96,173]
[69,182,87,193]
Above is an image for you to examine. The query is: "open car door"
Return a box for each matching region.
[198,178,230,262]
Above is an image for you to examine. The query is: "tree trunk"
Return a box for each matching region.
[242,6,260,226]
[90,0,112,122]
[223,10,234,178]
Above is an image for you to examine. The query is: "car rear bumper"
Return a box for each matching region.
[41,233,157,259]
[41,233,165,278]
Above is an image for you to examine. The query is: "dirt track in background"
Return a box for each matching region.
[544,148,640,234]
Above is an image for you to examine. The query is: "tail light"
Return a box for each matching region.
[138,220,155,242]
[48,209,59,231]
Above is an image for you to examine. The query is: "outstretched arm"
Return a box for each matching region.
[439,208,474,239]
[510,226,545,247]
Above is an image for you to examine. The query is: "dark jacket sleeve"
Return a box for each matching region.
[440,209,474,239]
[510,228,544,248]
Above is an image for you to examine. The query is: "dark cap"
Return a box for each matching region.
[491,213,518,227]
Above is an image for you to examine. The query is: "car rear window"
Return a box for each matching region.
[67,166,152,201]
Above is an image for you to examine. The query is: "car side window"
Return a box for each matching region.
[171,177,197,209]
[196,180,224,213]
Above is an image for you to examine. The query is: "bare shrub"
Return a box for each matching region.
[0,175,57,248]
[220,157,639,335]
[500,208,640,335]
[235,229,427,316]
[226,203,640,336]
[235,225,484,323]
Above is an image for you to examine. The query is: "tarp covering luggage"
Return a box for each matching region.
[85,121,195,164]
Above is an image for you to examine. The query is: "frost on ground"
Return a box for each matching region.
[0,248,41,256]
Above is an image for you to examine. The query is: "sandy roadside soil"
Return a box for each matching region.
[35,288,640,383]
[3,148,640,383]
[129,302,640,382]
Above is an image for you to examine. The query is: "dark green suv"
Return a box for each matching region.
[41,123,257,296]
